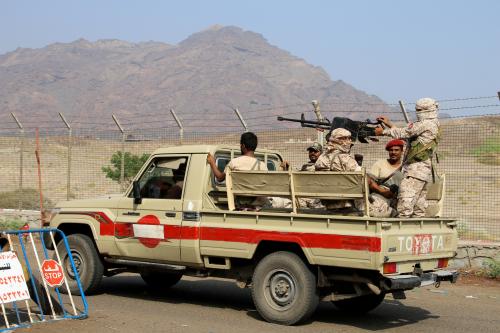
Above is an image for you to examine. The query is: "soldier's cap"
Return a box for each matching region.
[306,142,322,152]
[385,139,405,150]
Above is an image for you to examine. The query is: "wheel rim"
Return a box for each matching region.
[263,269,297,311]
[65,250,84,280]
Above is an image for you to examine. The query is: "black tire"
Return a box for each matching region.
[140,269,183,291]
[55,234,104,295]
[251,251,319,325]
[332,292,386,313]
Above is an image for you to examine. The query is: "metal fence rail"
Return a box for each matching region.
[0,112,499,242]
[0,228,87,331]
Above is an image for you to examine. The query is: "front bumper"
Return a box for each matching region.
[384,270,459,291]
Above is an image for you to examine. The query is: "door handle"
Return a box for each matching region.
[165,212,176,218]
[123,211,140,216]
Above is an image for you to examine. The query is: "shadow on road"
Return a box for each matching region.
[309,299,439,330]
[99,275,439,329]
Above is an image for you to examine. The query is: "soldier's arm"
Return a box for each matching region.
[207,153,226,181]
[382,121,426,139]
[314,155,331,171]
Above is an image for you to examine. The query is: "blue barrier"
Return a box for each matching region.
[0,228,88,331]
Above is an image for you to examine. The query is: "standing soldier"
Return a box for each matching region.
[374,97,440,218]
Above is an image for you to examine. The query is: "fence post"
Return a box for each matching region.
[59,113,72,200]
[112,115,126,190]
[398,100,411,124]
[11,113,24,210]
[233,108,248,132]
[170,109,184,144]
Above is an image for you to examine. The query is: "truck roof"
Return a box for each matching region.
[151,144,282,156]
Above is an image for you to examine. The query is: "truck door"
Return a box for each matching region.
[114,155,189,262]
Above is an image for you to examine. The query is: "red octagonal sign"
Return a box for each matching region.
[41,259,65,287]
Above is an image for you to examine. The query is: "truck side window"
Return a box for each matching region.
[134,157,188,199]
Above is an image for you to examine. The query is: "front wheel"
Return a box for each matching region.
[251,251,318,325]
[332,292,386,313]
[56,234,104,295]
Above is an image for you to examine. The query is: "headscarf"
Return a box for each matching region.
[415,97,439,120]
[327,128,352,153]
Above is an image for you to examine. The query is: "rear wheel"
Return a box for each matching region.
[56,234,104,295]
[332,292,386,313]
[140,270,183,291]
[251,251,318,325]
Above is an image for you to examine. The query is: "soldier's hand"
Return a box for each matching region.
[377,116,393,128]
[206,153,216,166]
[280,161,290,171]
[374,126,384,136]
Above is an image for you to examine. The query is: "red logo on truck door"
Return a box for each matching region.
[41,259,65,287]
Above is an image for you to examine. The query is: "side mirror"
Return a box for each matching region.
[133,181,142,205]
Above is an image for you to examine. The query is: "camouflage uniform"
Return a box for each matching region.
[315,128,361,211]
[298,160,324,209]
[382,98,440,217]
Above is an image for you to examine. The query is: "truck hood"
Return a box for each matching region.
[56,195,123,209]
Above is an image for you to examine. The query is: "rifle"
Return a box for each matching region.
[277,113,381,143]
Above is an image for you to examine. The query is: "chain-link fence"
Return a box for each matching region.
[1,107,499,242]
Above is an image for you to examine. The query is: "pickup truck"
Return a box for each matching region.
[46,144,458,325]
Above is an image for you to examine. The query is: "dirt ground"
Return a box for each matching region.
[14,273,500,333]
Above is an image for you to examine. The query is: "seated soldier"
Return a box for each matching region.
[166,163,186,199]
[315,128,362,214]
[207,132,268,210]
[368,139,405,217]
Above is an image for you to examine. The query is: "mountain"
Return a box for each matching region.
[0,25,394,131]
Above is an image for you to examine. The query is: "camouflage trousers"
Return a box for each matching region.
[369,194,396,218]
[397,176,428,217]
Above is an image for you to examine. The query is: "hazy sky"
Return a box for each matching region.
[2,0,500,110]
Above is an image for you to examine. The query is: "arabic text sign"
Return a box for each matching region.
[41,259,65,287]
[0,251,30,303]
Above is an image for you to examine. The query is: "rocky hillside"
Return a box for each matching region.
[0,25,393,131]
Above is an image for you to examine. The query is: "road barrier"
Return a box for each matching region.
[0,228,88,331]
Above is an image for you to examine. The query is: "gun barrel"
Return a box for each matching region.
[277,116,331,129]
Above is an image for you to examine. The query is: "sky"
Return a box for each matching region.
[2,0,500,113]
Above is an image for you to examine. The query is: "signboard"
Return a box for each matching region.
[41,259,65,287]
[0,251,30,303]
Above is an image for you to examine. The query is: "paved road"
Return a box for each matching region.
[19,275,500,333]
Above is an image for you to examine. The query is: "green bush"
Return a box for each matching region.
[102,151,150,184]
[0,218,25,231]
[477,259,500,279]
[0,188,54,210]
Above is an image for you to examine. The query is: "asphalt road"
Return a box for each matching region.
[18,275,500,333]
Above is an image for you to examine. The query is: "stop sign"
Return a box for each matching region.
[41,259,65,287]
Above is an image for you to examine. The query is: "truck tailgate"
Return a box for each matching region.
[379,218,458,274]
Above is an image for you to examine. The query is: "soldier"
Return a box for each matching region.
[301,142,322,171]
[298,142,323,209]
[375,97,440,217]
[315,128,361,212]
[367,139,405,217]
[207,132,268,210]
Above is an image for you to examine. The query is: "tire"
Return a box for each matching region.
[332,292,386,313]
[55,234,104,295]
[140,269,183,291]
[251,251,319,325]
